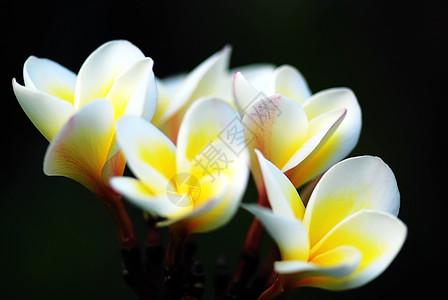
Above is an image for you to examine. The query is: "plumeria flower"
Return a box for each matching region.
[12,40,157,196]
[244,151,406,293]
[233,66,362,189]
[110,98,249,236]
[152,46,277,144]
[152,46,231,143]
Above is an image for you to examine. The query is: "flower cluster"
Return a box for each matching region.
[12,40,406,299]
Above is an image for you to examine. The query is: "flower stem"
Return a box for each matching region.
[257,278,285,300]
[257,277,284,300]
[165,229,187,268]
[98,186,154,298]
[164,229,187,299]
[250,246,280,296]
[145,217,164,298]
[222,189,268,299]
[121,245,153,299]
[146,217,163,246]
[99,188,137,249]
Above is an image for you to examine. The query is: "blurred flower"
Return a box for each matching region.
[152,46,278,145]
[111,98,249,235]
[233,66,362,189]
[12,40,157,195]
[152,46,231,143]
[245,151,406,291]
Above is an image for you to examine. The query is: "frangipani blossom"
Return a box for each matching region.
[234,66,362,189]
[12,40,157,195]
[244,151,406,291]
[152,46,277,144]
[111,98,249,235]
[152,46,231,143]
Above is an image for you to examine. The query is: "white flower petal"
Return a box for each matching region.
[107,57,157,120]
[115,116,177,195]
[309,210,407,290]
[175,98,250,233]
[163,175,231,234]
[74,40,145,109]
[304,156,400,247]
[43,99,115,193]
[289,88,361,186]
[275,245,360,276]
[161,73,187,94]
[23,56,77,104]
[13,79,76,142]
[233,63,275,93]
[163,46,231,121]
[110,176,187,218]
[233,71,265,116]
[282,109,346,176]
[255,150,304,220]
[274,246,361,290]
[152,74,186,126]
[242,204,309,261]
[155,47,232,142]
[273,65,311,105]
[176,97,244,173]
[242,94,308,170]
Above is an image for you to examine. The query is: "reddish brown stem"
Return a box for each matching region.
[257,277,284,300]
[146,224,162,246]
[243,187,269,256]
[99,187,137,249]
[250,246,280,295]
[165,229,187,268]
[145,217,164,298]
[98,185,153,298]
[222,190,269,299]
[164,229,187,299]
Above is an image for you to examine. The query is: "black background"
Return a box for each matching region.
[1,0,445,298]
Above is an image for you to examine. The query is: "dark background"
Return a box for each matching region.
[1,0,444,299]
